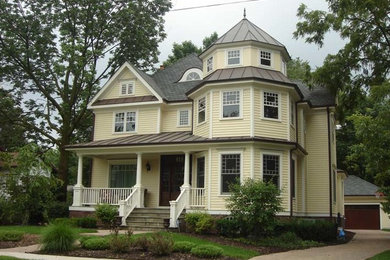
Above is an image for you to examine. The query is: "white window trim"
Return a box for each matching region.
[219,89,243,120]
[206,56,214,73]
[259,49,273,68]
[112,110,138,134]
[218,150,243,196]
[107,159,137,188]
[119,80,136,96]
[179,68,203,82]
[177,109,191,127]
[197,95,207,126]
[260,150,283,190]
[225,48,243,67]
[260,89,282,122]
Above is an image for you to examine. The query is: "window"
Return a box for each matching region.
[186,72,201,81]
[197,157,205,188]
[221,154,241,193]
[227,50,240,65]
[260,50,271,66]
[222,90,240,118]
[198,97,206,124]
[290,101,295,126]
[263,154,280,188]
[282,60,287,75]
[114,111,136,132]
[120,81,134,95]
[207,56,213,72]
[178,110,189,126]
[110,164,136,188]
[263,92,279,119]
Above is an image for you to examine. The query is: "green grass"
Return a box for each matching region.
[368,250,390,260]
[132,232,259,259]
[0,225,96,235]
[0,256,27,260]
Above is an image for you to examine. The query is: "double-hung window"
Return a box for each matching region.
[178,110,189,126]
[114,111,136,132]
[263,154,280,188]
[222,90,240,118]
[110,164,136,188]
[198,97,206,124]
[260,50,271,66]
[120,81,135,95]
[221,153,241,193]
[263,92,279,119]
[227,50,240,65]
[207,56,213,72]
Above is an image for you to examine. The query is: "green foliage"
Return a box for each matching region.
[190,244,223,258]
[133,235,150,251]
[185,212,215,234]
[147,233,174,256]
[202,32,218,50]
[76,217,98,229]
[287,57,312,83]
[216,218,241,238]
[81,237,110,250]
[47,201,70,220]
[259,232,324,249]
[278,219,337,242]
[109,231,133,253]
[95,204,118,228]
[368,250,390,260]
[226,178,282,237]
[173,241,196,253]
[0,257,27,260]
[41,223,77,253]
[0,231,24,242]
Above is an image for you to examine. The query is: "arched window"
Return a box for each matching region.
[186,72,201,81]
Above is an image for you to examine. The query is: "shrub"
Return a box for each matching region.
[52,218,77,227]
[226,178,282,237]
[81,237,110,250]
[0,231,24,241]
[133,235,150,251]
[292,219,337,242]
[173,241,196,253]
[185,212,215,234]
[216,217,241,237]
[110,230,132,253]
[259,232,324,249]
[41,223,76,252]
[47,201,69,219]
[190,245,223,258]
[95,204,118,228]
[76,217,97,228]
[148,233,174,256]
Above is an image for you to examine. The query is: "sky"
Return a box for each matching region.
[157,0,345,70]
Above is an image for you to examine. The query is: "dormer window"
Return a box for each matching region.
[179,68,203,82]
[120,81,135,96]
[227,49,241,65]
[207,56,213,72]
[186,72,201,81]
[260,50,271,67]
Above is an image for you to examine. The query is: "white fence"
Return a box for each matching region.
[82,187,133,206]
[190,188,205,207]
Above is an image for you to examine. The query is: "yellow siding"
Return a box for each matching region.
[305,109,330,214]
[161,104,192,132]
[297,107,304,147]
[141,155,160,208]
[91,158,109,187]
[93,106,158,141]
[290,126,296,141]
[193,92,210,137]
[101,69,154,100]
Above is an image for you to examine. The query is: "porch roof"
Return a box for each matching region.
[66,131,307,154]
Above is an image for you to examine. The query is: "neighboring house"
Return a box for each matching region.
[344,175,390,230]
[67,17,345,229]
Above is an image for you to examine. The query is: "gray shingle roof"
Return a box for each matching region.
[293,80,336,107]
[214,18,284,47]
[344,175,379,196]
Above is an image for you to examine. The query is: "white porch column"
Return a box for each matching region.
[182,151,191,209]
[72,154,83,206]
[135,153,143,208]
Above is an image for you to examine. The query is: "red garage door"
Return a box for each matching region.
[345,205,380,230]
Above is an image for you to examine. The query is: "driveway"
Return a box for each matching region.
[251,230,390,260]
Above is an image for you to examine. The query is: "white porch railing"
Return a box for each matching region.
[169,187,189,228]
[190,188,205,208]
[118,187,138,226]
[81,187,133,206]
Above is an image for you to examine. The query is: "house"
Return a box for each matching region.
[344,175,390,230]
[67,16,345,229]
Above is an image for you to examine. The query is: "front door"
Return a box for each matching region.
[160,155,185,206]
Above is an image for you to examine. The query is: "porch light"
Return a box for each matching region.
[146,161,151,171]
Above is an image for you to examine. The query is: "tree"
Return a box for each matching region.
[202,32,218,50]
[0,0,171,200]
[286,57,312,83]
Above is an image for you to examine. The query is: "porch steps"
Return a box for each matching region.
[126,208,184,231]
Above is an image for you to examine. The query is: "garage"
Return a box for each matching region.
[345,205,380,229]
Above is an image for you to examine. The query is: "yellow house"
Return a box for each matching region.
[67,17,345,229]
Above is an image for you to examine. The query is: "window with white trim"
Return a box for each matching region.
[198,97,206,124]
[227,50,240,65]
[186,72,201,81]
[263,92,279,119]
[263,154,280,188]
[222,90,240,118]
[110,164,136,188]
[120,81,134,95]
[221,153,241,193]
[207,56,213,72]
[178,110,189,126]
[290,101,295,126]
[114,111,136,132]
[260,50,271,66]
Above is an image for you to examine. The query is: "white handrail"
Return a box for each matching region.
[169,187,188,228]
[82,187,133,205]
[119,187,138,226]
[190,188,205,207]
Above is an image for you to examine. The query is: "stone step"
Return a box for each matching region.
[131,208,170,214]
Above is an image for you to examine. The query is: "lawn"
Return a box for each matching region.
[368,250,390,260]
[0,225,96,235]
[0,256,26,260]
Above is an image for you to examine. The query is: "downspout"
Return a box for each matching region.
[327,107,332,218]
[290,148,297,218]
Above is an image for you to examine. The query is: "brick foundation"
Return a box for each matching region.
[69,210,95,218]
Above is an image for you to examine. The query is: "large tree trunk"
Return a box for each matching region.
[58,143,70,202]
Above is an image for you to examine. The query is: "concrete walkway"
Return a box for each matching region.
[251,230,390,260]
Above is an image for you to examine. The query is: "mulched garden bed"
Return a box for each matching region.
[0,234,40,249]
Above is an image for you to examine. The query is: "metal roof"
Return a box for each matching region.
[344,175,379,196]
[93,95,158,106]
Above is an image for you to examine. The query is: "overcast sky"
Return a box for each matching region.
[157,0,344,70]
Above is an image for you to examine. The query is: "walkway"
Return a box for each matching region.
[251,230,390,260]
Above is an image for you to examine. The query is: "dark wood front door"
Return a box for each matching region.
[160,155,184,206]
